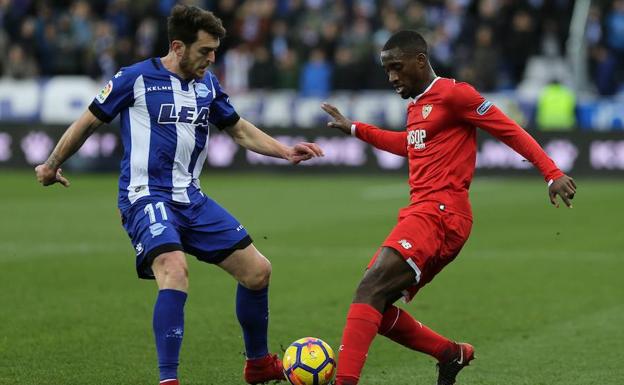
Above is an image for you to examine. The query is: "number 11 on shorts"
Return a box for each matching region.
[144,202,168,223]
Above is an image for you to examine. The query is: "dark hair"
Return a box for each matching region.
[167,5,226,45]
[382,30,428,55]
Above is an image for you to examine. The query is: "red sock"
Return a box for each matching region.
[378,305,457,362]
[335,303,382,385]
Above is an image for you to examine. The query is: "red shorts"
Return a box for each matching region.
[367,201,472,302]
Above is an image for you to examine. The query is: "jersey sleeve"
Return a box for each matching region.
[207,73,241,130]
[88,69,136,123]
[449,82,564,182]
[352,121,408,157]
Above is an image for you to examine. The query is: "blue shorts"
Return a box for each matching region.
[120,194,252,279]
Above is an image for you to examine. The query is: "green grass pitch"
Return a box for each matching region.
[0,171,622,385]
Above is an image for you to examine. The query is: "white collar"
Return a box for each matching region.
[411,77,440,104]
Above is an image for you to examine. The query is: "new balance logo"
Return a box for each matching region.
[398,239,412,249]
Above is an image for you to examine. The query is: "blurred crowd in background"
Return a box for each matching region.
[0,0,623,97]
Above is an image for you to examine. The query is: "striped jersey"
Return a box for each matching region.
[88,58,240,210]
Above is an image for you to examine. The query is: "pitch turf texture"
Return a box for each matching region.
[1,172,622,385]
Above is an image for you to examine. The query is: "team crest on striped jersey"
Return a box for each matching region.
[422,104,433,119]
[194,82,211,98]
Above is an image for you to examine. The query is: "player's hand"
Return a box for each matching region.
[35,164,70,187]
[285,142,324,164]
[548,175,576,208]
[321,103,352,135]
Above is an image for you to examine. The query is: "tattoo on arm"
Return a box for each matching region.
[45,153,61,169]
[44,114,102,169]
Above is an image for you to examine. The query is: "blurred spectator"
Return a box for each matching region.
[536,80,576,131]
[234,0,273,48]
[274,47,299,89]
[3,43,38,78]
[91,20,117,79]
[540,18,562,58]
[70,1,93,49]
[269,18,290,60]
[341,17,372,62]
[107,0,133,38]
[605,0,624,91]
[332,46,360,91]
[318,21,339,61]
[299,47,331,97]
[402,2,427,32]
[0,0,621,97]
[135,17,158,60]
[222,42,252,93]
[589,45,619,96]
[17,17,37,57]
[54,14,82,74]
[605,0,624,54]
[215,0,238,54]
[248,45,275,89]
[585,5,602,47]
[432,25,455,77]
[466,25,499,92]
[503,9,537,85]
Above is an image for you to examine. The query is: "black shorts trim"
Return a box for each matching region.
[138,243,184,280]
[196,235,253,265]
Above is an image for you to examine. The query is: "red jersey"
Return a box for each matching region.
[352,77,563,218]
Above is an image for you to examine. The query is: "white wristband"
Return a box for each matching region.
[350,123,357,136]
[547,179,554,187]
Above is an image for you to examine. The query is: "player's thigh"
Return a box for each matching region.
[440,211,472,258]
[180,196,252,265]
[372,210,444,284]
[357,246,417,300]
[218,243,271,290]
[120,198,184,280]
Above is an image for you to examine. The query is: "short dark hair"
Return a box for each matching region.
[167,5,226,45]
[382,30,428,55]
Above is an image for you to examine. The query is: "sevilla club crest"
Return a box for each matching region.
[422,104,433,119]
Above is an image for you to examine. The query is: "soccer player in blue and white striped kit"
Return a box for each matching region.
[35,5,323,385]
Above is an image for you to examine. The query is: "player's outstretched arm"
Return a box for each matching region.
[321,102,408,157]
[548,175,577,208]
[224,118,323,164]
[35,109,104,187]
[321,103,352,135]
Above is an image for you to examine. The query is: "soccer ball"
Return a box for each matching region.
[283,337,336,385]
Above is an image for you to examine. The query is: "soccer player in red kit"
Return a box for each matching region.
[321,30,577,385]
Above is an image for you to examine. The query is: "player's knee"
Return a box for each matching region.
[354,271,392,304]
[353,278,380,303]
[166,264,188,286]
[153,253,188,289]
[242,259,271,290]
